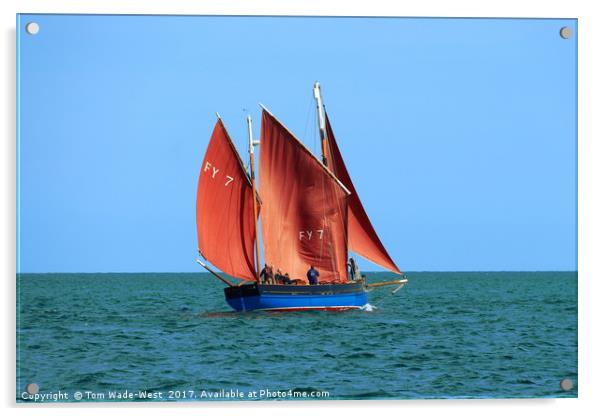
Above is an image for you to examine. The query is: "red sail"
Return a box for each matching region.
[196,119,258,280]
[259,109,350,283]
[324,113,402,274]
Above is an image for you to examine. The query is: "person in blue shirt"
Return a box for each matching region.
[306,265,319,285]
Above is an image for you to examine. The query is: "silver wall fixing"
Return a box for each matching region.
[559,26,572,39]
[560,378,573,391]
[25,383,39,394]
[25,22,40,35]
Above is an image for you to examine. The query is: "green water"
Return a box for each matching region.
[16,272,577,401]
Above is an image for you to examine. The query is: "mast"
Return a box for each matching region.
[313,81,329,167]
[247,115,261,282]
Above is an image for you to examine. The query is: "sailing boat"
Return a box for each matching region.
[195,83,407,312]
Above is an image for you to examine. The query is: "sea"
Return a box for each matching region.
[16,272,577,402]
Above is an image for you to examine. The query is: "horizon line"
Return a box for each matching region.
[16,270,578,275]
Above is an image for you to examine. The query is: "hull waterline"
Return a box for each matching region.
[224,281,368,312]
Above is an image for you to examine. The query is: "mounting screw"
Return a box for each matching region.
[25,383,39,394]
[560,378,573,391]
[559,26,572,39]
[25,22,40,35]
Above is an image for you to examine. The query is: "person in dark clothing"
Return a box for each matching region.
[260,264,274,284]
[306,265,320,285]
[347,257,359,281]
[259,263,269,283]
[282,273,293,285]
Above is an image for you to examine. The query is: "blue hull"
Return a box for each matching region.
[224,282,368,312]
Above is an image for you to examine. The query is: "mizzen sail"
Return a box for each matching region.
[196,119,258,280]
[259,109,350,282]
[324,113,402,274]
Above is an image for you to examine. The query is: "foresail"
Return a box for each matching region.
[325,113,402,274]
[196,119,258,280]
[259,109,350,282]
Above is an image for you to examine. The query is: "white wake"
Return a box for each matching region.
[360,303,377,312]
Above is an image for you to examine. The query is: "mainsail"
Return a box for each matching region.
[324,113,402,274]
[196,118,258,280]
[259,109,350,282]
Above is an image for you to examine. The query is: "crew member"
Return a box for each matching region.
[274,269,285,284]
[259,263,270,283]
[260,264,275,284]
[347,257,359,280]
[306,265,320,285]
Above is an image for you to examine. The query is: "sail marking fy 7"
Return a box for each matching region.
[196,119,258,280]
[259,109,350,283]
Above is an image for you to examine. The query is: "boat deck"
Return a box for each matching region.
[225,281,365,299]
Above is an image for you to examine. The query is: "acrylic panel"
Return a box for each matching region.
[16,14,577,402]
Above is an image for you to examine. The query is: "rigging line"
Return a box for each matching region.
[316,99,328,276]
[326,117,349,281]
[315,104,342,281]
[317,122,327,269]
[242,108,250,173]
[318,175,326,264]
[313,108,318,157]
[302,92,313,143]
[320,167,339,281]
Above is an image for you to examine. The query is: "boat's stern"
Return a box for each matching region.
[224,283,261,312]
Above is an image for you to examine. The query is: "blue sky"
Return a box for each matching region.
[17,15,577,272]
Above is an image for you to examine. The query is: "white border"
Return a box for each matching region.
[3,1,600,416]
